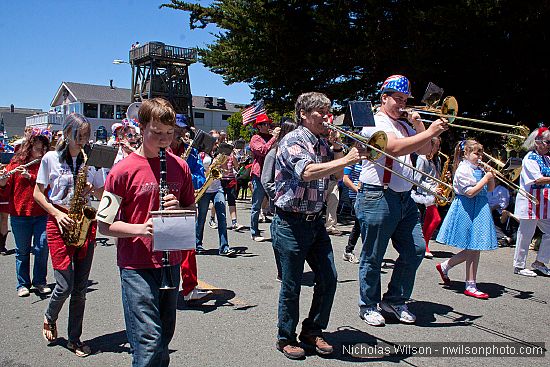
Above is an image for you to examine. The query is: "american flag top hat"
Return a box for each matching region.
[380,74,413,97]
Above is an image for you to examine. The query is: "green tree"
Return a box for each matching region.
[161,0,549,128]
[226,111,253,142]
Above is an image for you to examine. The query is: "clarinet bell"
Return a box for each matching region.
[159,264,176,290]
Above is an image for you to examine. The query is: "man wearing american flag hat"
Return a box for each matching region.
[355,75,449,327]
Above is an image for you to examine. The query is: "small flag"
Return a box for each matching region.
[241,100,266,126]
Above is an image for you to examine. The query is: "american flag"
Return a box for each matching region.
[241,100,266,126]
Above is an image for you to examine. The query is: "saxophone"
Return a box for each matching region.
[194,153,227,203]
[62,149,98,247]
[434,152,454,206]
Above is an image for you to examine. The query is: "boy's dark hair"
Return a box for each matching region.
[138,98,176,128]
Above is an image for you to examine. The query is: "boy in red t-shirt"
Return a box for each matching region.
[98,98,194,366]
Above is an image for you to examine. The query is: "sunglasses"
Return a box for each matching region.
[126,133,139,139]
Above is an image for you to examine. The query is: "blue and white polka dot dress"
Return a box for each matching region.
[436,169,498,250]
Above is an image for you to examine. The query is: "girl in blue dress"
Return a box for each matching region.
[435,139,497,299]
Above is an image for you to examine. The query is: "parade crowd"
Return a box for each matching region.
[0,75,548,366]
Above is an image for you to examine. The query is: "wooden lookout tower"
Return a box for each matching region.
[129,41,198,125]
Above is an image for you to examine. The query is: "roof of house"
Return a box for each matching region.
[51,82,131,106]
[51,82,245,114]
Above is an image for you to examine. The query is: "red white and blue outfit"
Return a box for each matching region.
[513,151,550,268]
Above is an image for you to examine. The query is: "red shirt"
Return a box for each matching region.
[249,133,277,178]
[104,152,195,269]
[0,161,47,216]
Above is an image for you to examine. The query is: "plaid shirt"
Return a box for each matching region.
[274,126,334,213]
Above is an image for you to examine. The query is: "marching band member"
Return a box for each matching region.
[411,137,443,258]
[512,127,550,277]
[249,114,280,242]
[98,98,195,366]
[356,75,448,327]
[33,114,105,357]
[435,140,497,299]
[0,128,51,296]
[167,114,210,301]
[273,92,366,359]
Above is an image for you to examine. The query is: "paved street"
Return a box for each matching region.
[0,199,548,367]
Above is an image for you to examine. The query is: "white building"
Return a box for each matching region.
[26,81,243,138]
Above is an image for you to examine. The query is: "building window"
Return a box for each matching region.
[116,105,129,120]
[100,104,115,119]
[222,114,231,121]
[194,112,205,119]
[83,103,98,118]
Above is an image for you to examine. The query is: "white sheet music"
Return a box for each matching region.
[152,211,196,251]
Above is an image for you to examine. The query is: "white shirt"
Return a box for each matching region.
[36,150,105,206]
[453,160,480,195]
[202,154,222,194]
[515,151,550,219]
[359,112,416,192]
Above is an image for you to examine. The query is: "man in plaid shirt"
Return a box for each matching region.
[272,92,366,360]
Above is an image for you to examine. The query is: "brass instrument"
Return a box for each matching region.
[324,123,453,204]
[62,149,97,247]
[401,96,527,139]
[482,152,521,183]
[434,152,454,206]
[477,160,538,205]
[180,136,193,161]
[0,158,41,180]
[194,153,227,203]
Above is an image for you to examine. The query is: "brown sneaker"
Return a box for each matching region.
[299,334,334,355]
[276,340,305,359]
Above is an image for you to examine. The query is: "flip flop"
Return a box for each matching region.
[42,320,57,342]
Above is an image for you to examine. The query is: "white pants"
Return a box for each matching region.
[514,218,550,268]
[325,180,339,229]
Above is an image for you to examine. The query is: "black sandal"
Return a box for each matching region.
[67,341,91,357]
[42,320,57,342]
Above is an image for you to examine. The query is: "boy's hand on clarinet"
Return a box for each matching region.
[162,193,181,210]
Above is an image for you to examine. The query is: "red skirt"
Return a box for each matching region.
[47,215,97,271]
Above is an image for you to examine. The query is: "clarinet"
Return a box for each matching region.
[158,148,175,290]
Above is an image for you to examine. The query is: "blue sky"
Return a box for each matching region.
[0,0,252,111]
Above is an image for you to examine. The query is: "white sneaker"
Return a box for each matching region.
[208,218,217,229]
[252,236,266,242]
[424,251,434,259]
[17,287,30,297]
[514,267,537,277]
[380,301,416,324]
[184,288,212,301]
[360,306,385,326]
[231,223,244,231]
[531,262,550,276]
[35,285,52,294]
[343,252,359,264]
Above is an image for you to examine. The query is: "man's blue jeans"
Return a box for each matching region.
[250,176,265,237]
[196,189,228,253]
[120,265,180,367]
[10,215,48,290]
[272,212,337,341]
[355,186,424,313]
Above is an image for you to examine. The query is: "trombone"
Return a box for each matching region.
[400,96,527,139]
[482,152,521,182]
[324,123,453,204]
[477,160,538,205]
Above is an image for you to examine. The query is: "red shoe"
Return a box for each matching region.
[464,289,489,299]
[435,263,451,286]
